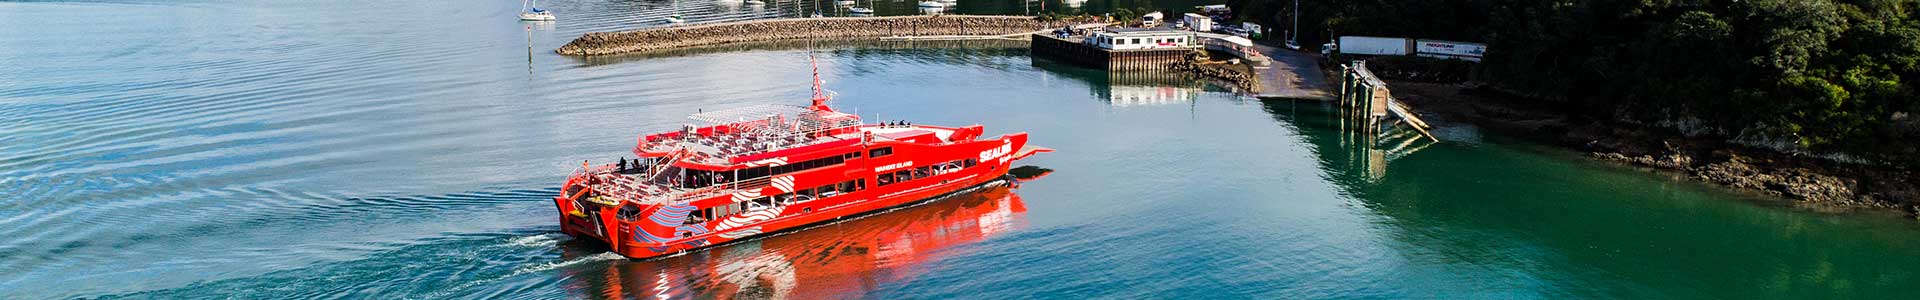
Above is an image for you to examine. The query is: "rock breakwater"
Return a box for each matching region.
[558,15,1077,56]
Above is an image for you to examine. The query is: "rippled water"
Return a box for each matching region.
[5,1,1920,299]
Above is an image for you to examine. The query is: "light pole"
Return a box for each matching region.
[1291,0,1300,46]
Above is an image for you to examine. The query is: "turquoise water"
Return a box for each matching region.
[4,1,1920,299]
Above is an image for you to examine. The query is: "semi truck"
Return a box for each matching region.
[1323,36,1487,62]
[1326,36,1412,56]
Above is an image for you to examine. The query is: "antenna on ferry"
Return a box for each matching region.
[809,41,833,112]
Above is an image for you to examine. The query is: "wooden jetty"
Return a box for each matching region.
[1338,60,1438,143]
[1322,61,1439,180]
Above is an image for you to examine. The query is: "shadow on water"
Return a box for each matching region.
[1260,99,1920,298]
[555,187,1028,300]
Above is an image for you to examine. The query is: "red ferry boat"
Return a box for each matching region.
[553,62,1048,259]
[562,188,1027,299]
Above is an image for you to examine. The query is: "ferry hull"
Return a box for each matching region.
[558,164,1014,259]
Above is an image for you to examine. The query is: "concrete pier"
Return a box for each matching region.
[557,15,1079,56]
[1028,34,1196,71]
[1248,43,1334,100]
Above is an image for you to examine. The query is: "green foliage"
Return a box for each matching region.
[1112,8,1136,26]
[1234,0,1920,159]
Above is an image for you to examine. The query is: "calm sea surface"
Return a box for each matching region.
[5,1,1920,299]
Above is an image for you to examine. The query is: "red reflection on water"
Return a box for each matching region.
[559,187,1028,299]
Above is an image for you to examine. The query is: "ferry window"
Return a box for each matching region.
[796,188,814,200]
[684,209,707,225]
[869,147,893,158]
[857,179,866,190]
[963,158,977,168]
[772,156,845,176]
[838,181,856,193]
[877,174,894,186]
[893,170,911,182]
[741,166,769,179]
[754,197,775,209]
[913,166,931,179]
[816,185,836,198]
[845,152,860,160]
[618,205,642,221]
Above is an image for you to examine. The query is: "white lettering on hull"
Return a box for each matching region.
[874,161,913,172]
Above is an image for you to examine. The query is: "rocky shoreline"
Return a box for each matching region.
[1169,57,1259,93]
[557,15,1080,56]
[1379,82,1920,217]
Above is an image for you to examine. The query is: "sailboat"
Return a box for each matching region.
[519,0,556,21]
[667,0,686,23]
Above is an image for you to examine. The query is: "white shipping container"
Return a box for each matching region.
[1415,39,1487,60]
[1183,13,1212,32]
[1337,36,1411,56]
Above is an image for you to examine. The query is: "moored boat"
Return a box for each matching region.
[667,0,686,23]
[553,57,1049,259]
[519,0,556,21]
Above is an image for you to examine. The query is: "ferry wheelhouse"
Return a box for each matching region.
[554,69,1048,259]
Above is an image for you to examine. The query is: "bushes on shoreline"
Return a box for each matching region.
[1235,0,1920,162]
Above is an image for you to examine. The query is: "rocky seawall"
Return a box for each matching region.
[558,15,1079,56]
[1170,58,1259,93]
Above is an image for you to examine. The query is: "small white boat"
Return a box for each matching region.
[917,1,943,8]
[835,0,856,5]
[519,0,555,21]
[667,0,685,23]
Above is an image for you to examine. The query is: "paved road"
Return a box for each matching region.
[1248,43,1333,100]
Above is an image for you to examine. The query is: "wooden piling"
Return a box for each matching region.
[1337,61,1438,144]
